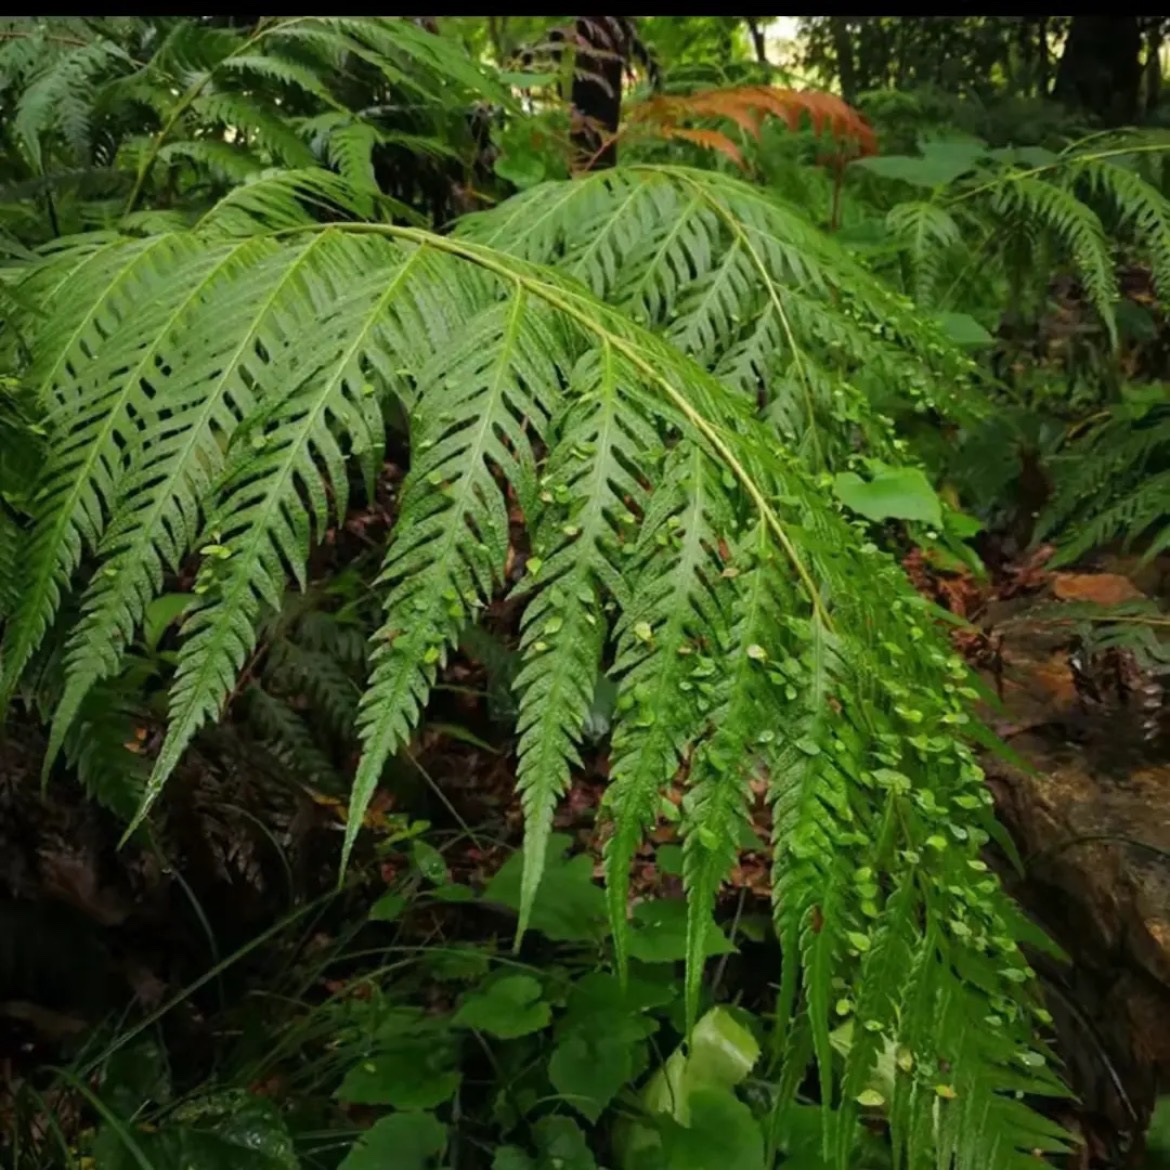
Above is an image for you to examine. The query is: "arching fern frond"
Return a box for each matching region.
[458,164,974,466]
[2,184,1064,1168]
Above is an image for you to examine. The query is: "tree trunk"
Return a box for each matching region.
[486,15,509,65]
[569,17,629,171]
[1145,17,1164,112]
[745,18,768,65]
[1037,16,1050,97]
[1054,15,1143,125]
[829,16,858,103]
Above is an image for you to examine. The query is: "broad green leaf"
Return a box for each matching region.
[549,1031,643,1121]
[412,838,448,884]
[832,466,943,527]
[369,891,407,922]
[143,592,193,652]
[655,1088,764,1170]
[495,146,547,190]
[686,1006,760,1091]
[489,1120,598,1170]
[1148,1096,1170,1165]
[336,1043,460,1109]
[452,974,550,1038]
[855,139,986,188]
[95,1092,297,1170]
[484,836,608,943]
[933,311,994,349]
[338,1112,447,1170]
[431,881,475,902]
[530,1117,597,1170]
[628,898,736,964]
[561,970,675,1032]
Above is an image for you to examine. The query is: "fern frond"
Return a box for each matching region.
[992,175,1115,342]
[140,241,443,828]
[885,200,962,305]
[1039,399,1170,565]
[244,683,343,788]
[349,286,567,870]
[46,232,352,767]
[157,138,264,184]
[770,614,848,1123]
[195,168,376,236]
[604,441,733,975]
[1076,152,1170,299]
[511,343,654,940]
[459,165,967,462]
[680,519,789,1030]
[3,189,1065,1168]
[624,84,879,165]
[13,37,129,166]
[2,236,259,696]
[194,90,318,170]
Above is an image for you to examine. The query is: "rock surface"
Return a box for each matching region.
[973,574,1170,1165]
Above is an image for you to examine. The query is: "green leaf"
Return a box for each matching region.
[484,835,608,943]
[143,592,193,652]
[338,1111,447,1170]
[336,1044,460,1110]
[832,466,943,527]
[495,146,547,190]
[628,898,736,964]
[550,1031,642,1122]
[933,311,994,349]
[561,970,675,1032]
[96,1092,298,1170]
[369,891,407,922]
[657,1087,765,1170]
[686,1006,760,1091]
[1148,1096,1170,1164]
[489,1121,598,1170]
[855,139,987,188]
[431,882,475,902]
[530,1117,597,1170]
[493,1150,536,1170]
[452,974,550,1038]
[412,838,448,884]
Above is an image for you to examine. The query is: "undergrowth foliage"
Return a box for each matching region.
[0,159,1069,1166]
[855,133,1170,343]
[1039,392,1170,565]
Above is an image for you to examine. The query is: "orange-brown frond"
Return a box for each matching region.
[624,84,877,160]
[661,126,747,169]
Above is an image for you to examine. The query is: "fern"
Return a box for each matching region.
[619,84,879,171]
[1039,394,1170,564]
[855,134,1170,342]
[2,17,505,239]
[1,167,1065,1165]
[11,35,130,168]
[458,164,974,466]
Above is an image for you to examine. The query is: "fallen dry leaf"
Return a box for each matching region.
[1051,572,1143,606]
